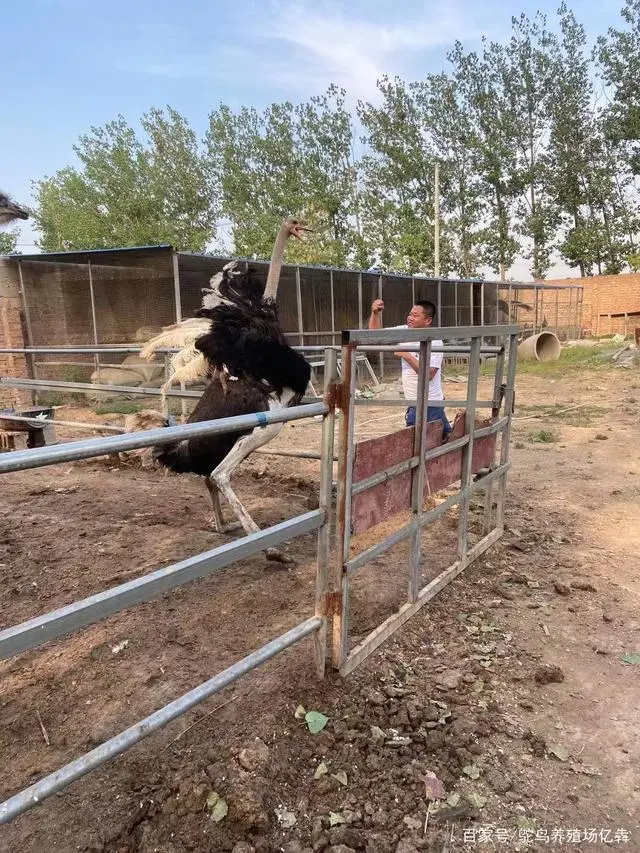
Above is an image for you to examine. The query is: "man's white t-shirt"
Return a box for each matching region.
[392,325,444,402]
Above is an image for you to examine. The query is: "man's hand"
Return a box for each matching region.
[369,299,384,330]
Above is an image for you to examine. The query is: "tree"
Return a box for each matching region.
[597,0,640,174]
[416,73,486,277]
[447,42,521,279]
[0,230,19,254]
[541,4,636,275]
[358,76,443,274]
[494,13,560,279]
[33,109,216,252]
[206,87,362,266]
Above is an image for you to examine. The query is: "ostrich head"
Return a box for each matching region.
[0,193,29,226]
[284,217,313,242]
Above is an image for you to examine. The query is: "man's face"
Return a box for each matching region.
[407,305,432,328]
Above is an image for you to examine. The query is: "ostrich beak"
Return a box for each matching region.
[292,222,313,241]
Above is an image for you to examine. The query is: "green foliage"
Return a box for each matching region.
[33,109,216,252]
[207,86,362,267]
[28,2,640,279]
[528,428,560,443]
[597,0,640,173]
[0,230,19,254]
[93,401,142,415]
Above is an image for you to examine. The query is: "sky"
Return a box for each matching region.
[3,0,626,278]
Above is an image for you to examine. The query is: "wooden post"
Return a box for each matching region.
[434,162,440,277]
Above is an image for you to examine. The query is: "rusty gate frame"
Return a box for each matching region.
[328,324,518,675]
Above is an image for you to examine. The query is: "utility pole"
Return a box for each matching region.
[434,162,440,277]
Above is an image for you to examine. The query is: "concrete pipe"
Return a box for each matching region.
[517,331,562,362]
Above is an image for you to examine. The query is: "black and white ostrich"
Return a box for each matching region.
[0,192,29,226]
[135,217,312,562]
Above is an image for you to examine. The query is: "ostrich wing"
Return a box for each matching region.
[139,262,267,390]
[139,317,211,361]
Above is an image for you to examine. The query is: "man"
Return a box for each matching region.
[369,298,452,435]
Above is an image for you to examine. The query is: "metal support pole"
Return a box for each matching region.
[296,266,304,347]
[87,260,101,385]
[454,281,458,326]
[330,268,336,346]
[496,333,518,531]
[458,337,481,561]
[437,279,442,327]
[577,288,584,339]
[332,343,356,669]
[408,340,431,602]
[484,338,506,533]
[314,348,338,677]
[16,260,37,403]
[378,274,384,380]
[172,251,187,420]
[357,273,363,383]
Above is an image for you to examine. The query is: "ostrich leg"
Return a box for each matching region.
[205,478,242,534]
[209,416,293,563]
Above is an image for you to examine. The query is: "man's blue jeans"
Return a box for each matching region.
[405,405,452,435]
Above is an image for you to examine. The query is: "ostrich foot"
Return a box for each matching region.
[210,518,243,535]
[265,547,295,564]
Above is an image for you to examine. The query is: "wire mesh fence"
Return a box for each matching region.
[4,247,583,400]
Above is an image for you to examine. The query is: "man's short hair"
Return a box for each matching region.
[414,300,436,320]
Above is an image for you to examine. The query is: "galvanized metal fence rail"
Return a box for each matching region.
[0,350,339,825]
[0,328,518,824]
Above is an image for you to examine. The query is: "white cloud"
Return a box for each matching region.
[116,0,484,103]
[265,0,482,101]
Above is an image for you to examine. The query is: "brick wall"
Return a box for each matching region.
[544,273,640,336]
[0,259,31,409]
[498,284,582,339]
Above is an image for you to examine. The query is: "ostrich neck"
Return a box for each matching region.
[263,225,290,301]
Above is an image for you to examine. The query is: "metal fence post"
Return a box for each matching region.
[409,340,430,602]
[296,266,304,347]
[314,348,338,677]
[172,251,187,421]
[87,260,101,385]
[484,339,506,532]
[458,337,481,561]
[378,274,384,380]
[496,332,518,532]
[332,342,356,669]
[16,260,37,403]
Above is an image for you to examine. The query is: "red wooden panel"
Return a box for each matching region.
[351,413,497,534]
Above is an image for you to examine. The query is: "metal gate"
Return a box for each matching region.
[0,325,518,824]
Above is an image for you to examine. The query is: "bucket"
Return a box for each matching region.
[517,331,561,362]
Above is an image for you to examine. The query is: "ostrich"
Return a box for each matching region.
[133,217,312,562]
[0,192,29,226]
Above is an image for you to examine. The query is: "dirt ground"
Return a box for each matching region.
[1,352,639,853]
